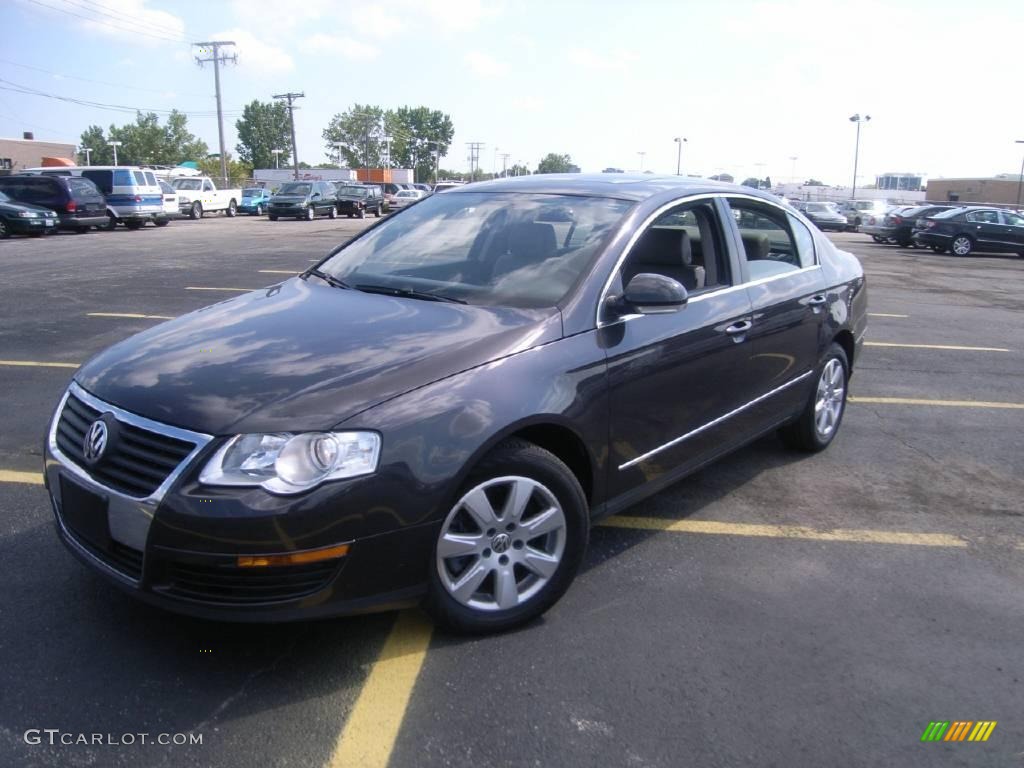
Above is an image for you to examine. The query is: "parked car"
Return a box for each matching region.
[0,189,58,238]
[44,175,866,632]
[412,183,433,194]
[334,183,384,218]
[838,199,888,231]
[912,206,1024,256]
[381,182,414,209]
[157,181,180,225]
[433,181,464,193]
[268,181,338,221]
[0,174,108,233]
[862,205,956,246]
[389,189,426,209]
[172,177,242,220]
[22,165,163,229]
[238,187,272,216]
[797,201,848,232]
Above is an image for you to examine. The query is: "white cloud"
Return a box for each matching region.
[464,51,508,78]
[36,0,187,44]
[511,96,545,113]
[209,29,295,74]
[304,33,380,59]
[413,0,501,36]
[350,7,403,40]
[567,47,638,72]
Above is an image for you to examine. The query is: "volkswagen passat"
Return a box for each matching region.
[45,175,867,633]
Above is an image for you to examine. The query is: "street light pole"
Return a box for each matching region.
[637,151,646,172]
[789,155,798,184]
[849,113,871,199]
[1016,140,1024,208]
[81,147,92,166]
[108,140,121,165]
[673,137,687,175]
[271,149,282,169]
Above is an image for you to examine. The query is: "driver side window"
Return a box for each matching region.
[728,199,805,281]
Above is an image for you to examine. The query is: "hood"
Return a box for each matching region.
[0,200,53,215]
[75,277,562,435]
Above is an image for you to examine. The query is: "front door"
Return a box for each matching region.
[965,210,1004,251]
[603,197,755,499]
[1000,210,1024,253]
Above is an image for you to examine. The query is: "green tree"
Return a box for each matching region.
[506,164,530,176]
[536,153,574,174]
[322,104,386,169]
[235,100,292,169]
[436,168,465,181]
[388,106,454,182]
[163,110,207,164]
[78,125,111,165]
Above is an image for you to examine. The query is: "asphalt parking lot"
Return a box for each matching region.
[1,217,1022,767]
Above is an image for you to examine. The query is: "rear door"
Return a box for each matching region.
[723,196,828,431]
[1000,210,1024,252]
[68,177,105,218]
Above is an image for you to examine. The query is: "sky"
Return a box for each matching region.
[2,0,1023,185]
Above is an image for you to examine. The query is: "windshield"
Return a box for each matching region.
[173,179,202,190]
[242,188,263,197]
[320,192,631,309]
[277,183,311,195]
[337,186,368,196]
[397,191,418,198]
[807,203,834,213]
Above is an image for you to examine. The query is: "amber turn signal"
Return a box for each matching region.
[237,542,350,568]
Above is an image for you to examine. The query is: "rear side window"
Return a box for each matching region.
[82,170,113,193]
[966,210,999,224]
[132,171,146,185]
[114,170,133,187]
[144,172,157,186]
[68,177,101,197]
[729,199,805,279]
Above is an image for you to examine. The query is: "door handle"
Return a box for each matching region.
[807,294,827,306]
[725,320,752,335]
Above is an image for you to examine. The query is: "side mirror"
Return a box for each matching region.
[611,273,689,315]
[312,193,321,199]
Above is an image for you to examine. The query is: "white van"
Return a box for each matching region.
[23,166,165,229]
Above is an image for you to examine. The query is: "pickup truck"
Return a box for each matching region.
[171,177,242,220]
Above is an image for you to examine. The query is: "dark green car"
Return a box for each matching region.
[0,190,59,238]
[267,181,338,221]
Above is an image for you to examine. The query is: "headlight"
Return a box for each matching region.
[199,431,381,494]
[17,211,39,218]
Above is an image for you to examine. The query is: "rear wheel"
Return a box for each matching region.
[154,218,170,227]
[268,214,278,221]
[102,212,118,231]
[124,219,143,230]
[328,206,337,219]
[189,202,203,220]
[0,219,8,239]
[226,200,237,217]
[426,440,589,634]
[778,343,849,453]
[951,234,973,256]
[305,206,315,221]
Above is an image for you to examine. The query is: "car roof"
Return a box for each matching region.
[448,173,767,203]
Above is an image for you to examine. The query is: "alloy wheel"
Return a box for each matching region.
[814,358,845,439]
[952,236,972,256]
[436,476,567,612]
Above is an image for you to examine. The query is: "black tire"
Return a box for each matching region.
[154,218,170,227]
[124,220,143,230]
[425,439,589,634]
[0,219,8,239]
[305,206,315,221]
[328,206,337,219]
[226,200,237,217]
[29,231,45,237]
[950,234,973,256]
[102,212,118,231]
[871,235,884,243]
[778,343,849,453]
[375,205,382,218]
[189,202,202,220]
[930,245,945,253]
[347,213,353,219]
[358,208,366,219]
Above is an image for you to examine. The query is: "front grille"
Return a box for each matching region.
[55,393,197,498]
[159,560,339,604]
[58,474,145,581]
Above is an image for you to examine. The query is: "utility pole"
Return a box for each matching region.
[673,137,686,175]
[1015,140,1024,208]
[194,41,237,185]
[499,152,511,178]
[273,92,305,180]
[466,142,484,181]
[849,113,871,199]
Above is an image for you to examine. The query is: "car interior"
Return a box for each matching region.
[619,204,724,293]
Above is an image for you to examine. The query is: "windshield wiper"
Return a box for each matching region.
[354,284,467,304]
[304,268,350,290]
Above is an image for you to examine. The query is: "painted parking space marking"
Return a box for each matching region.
[865,342,1010,352]
[326,610,433,768]
[0,470,42,486]
[850,396,1024,410]
[87,312,174,320]
[600,516,969,548]
[0,359,78,369]
[868,313,908,318]
[185,287,257,292]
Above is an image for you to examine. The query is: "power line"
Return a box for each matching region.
[273,92,304,180]
[0,57,203,96]
[77,0,196,39]
[466,142,484,179]
[24,0,190,43]
[0,78,241,118]
[194,42,238,183]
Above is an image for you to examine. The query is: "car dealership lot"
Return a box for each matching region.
[1,222,1022,767]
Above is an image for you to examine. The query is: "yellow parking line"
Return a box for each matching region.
[0,359,78,369]
[868,313,908,318]
[257,270,299,275]
[185,287,255,292]
[850,396,1024,410]
[865,342,1010,352]
[600,516,968,548]
[87,312,174,320]
[326,610,433,768]
[0,470,43,486]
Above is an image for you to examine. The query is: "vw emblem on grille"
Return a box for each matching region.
[83,419,109,463]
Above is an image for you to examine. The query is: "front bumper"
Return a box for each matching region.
[268,205,307,217]
[57,213,108,230]
[45,383,436,621]
[4,216,56,233]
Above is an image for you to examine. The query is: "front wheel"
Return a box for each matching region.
[305,206,315,221]
[375,205,382,218]
[226,200,237,217]
[189,202,203,220]
[101,212,118,231]
[425,440,589,634]
[951,234,973,256]
[778,343,849,453]
[328,206,337,219]
[268,214,278,221]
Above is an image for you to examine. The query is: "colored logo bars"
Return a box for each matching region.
[921,721,997,742]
